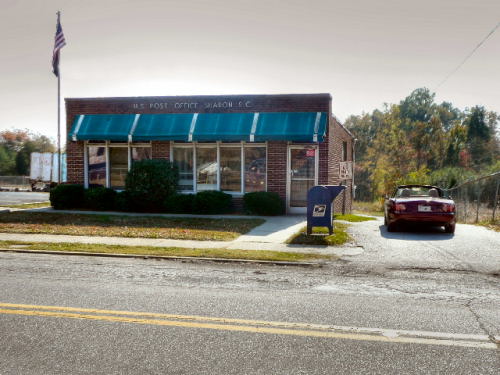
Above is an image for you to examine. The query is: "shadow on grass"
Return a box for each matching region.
[286,223,351,246]
[0,212,265,241]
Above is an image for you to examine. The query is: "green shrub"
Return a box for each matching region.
[164,193,195,213]
[243,192,285,216]
[50,184,85,210]
[115,191,139,212]
[125,159,179,212]
[192,191,232,214]
[84,187,117,211]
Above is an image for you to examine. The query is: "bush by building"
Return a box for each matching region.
[192,191,232,214]
[125,159,179,212]
[243,192,285,216]
[84,187,117,211]
[50,184,85,210]
[114,191,133,212]
[164,193,195,213]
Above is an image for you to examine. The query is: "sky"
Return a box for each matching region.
[1,0,499,143]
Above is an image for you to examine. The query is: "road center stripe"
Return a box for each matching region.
[0,303,496,350]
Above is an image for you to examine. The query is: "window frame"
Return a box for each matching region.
[170,141,267,195]
[84,141,152,189]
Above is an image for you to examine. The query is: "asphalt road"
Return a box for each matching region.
[0,191,49,205]
[1,251,498,374]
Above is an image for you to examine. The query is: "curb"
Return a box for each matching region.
[0,248,323,268]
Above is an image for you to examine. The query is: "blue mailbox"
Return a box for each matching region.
[307,185,346,235]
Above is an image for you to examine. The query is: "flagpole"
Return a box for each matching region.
[57,50,61,184]
[56,11,61,184]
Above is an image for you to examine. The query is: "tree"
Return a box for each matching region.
[399,88,435,124]
[0,129,56,176]
[465,106,496,170]
[344,88,499,201]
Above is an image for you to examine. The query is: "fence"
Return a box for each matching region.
[444,171,500,224]
[0,176,31,191]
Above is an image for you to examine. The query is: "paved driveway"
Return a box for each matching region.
[345,217,500,274]
[0,192,49,206]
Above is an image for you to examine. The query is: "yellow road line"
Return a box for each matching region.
[0,305,496,350]
[0,302,489,341]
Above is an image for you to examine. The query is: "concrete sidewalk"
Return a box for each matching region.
[0,208,363,257]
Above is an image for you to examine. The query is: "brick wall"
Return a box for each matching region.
[266,141,288,201]
[328,118,354,214]
[152,141,170,159]
[66,141,84,184]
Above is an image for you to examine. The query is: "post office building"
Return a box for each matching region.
[66,93,354,214]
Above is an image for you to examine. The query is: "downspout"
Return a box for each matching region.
[352,138,357,212]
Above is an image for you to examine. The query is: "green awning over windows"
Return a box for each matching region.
[254,112,327,142]
[132,114,195,142]
[193,113,255,141]
[69,114,137,141]
[69,112,328,142]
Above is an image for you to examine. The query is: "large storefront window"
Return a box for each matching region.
[132,147,151,163]
[109,147,128,189]
[173,146,194,191]
[171,142,266,194]
[196,146,217,191]
[220,147,241,192]
[244,146,266,192]
[88,146,106,187]
[86,143,151,189]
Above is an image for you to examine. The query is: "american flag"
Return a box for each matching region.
[52,13,66,77]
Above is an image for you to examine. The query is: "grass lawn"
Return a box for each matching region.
[0,212,264,241]
[475,220,500,232]
[334,214,376,222]
[352,201,384,217]
[0,202,50,209]
[286,222,351,246]
[0,240,333,262]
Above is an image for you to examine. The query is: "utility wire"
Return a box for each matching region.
[435,21,499,90]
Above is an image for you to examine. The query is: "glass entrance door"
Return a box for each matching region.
[288,146,317,213]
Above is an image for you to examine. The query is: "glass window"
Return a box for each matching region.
[88,146,106,187]
[173,147,194,191]
[244,147,266,192]
[132,147,151,162]
[342,141,348,161]
[196,146,217,191]
[109,147,128,189]
[290,148,315,178]
[220,147,241,192]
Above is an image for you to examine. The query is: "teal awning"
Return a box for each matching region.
[69,112,328,142]
[69,114,137,141]
[193,113,255,141]
[254,112,327,142]
[132,114,194,142]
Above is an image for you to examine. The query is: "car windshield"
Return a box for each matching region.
[395,187,441,198]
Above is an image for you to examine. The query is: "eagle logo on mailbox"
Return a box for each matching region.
[312,204,327,217]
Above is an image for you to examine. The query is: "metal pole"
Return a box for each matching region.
[475,184,481,223]
[464,186,468,223]
[492,177,499,221]
[57,67,61,184]
[56,11,61,184]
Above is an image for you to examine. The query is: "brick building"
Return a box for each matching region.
[66,93,354,214]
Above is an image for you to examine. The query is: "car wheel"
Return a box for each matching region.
[444,223,455,234]
[387,222,397,232]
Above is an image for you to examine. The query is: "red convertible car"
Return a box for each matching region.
[384,185,456,233]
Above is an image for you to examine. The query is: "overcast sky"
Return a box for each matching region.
[1,0,499,142]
